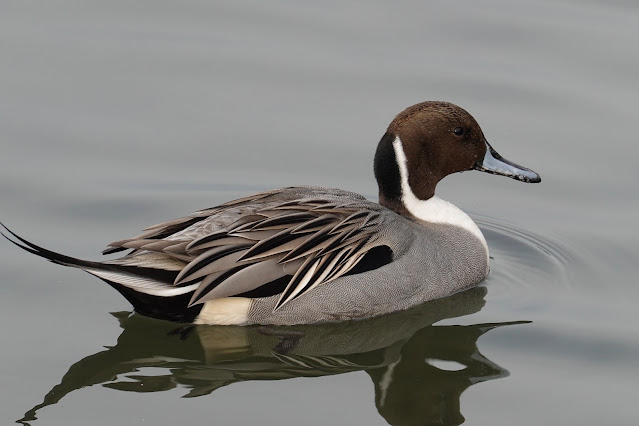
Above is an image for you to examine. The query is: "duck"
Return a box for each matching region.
[1,101,540,326]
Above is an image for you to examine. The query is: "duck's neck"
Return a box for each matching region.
[374,134,486,247]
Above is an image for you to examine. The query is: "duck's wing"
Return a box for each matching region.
[103,188,388,311]
[101,189,280,256]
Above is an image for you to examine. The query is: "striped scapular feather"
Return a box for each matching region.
[79,187,389,311]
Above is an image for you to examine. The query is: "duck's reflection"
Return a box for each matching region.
[19,286,527,425]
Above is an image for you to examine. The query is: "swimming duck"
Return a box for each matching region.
[2,101,540,325]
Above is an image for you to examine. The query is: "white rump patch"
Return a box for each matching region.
[195,297,251,325]
[391,137,488,255]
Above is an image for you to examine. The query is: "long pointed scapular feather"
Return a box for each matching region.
[275,256,320,310]
[289,214,336,234]
[278,226,333,262]
[174,249,246,285]
[238,227,307,261]
[189,258,291,305]
[248,212,315,230]
[187,267,243,306]
[186,236,253,252]
[281,231,345,262]
[174,244,250,284]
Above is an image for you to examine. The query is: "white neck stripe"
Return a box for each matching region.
[391,137,488,253]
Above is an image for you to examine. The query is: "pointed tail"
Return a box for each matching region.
[1,222,202,322]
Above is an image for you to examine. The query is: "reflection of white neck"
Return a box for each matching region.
[392,136,488,253]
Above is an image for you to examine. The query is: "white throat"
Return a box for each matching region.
[391,136,488,252]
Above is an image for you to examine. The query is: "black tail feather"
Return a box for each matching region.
[1,222,202,322]
[1,221,180,282]
[1,221,102,269]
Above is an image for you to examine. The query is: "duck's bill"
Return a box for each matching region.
[474,142,541,183]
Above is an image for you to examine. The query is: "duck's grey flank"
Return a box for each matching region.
[1,101,540,325]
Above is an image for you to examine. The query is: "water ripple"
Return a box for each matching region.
[474,215,577,292]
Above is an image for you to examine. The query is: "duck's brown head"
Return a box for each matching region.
[374,101,540,214]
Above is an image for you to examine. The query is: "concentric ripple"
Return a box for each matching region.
[473,215,576,293]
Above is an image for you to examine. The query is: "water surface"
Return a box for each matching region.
[1,1,638,425]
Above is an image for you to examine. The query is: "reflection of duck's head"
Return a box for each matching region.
[368,319,517,426]
[18,286,526,425]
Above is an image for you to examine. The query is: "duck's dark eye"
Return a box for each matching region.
[453,127,464,136]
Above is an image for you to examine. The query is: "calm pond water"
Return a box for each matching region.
[1,1,638,425]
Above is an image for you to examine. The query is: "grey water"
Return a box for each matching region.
[1,1,638,425]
